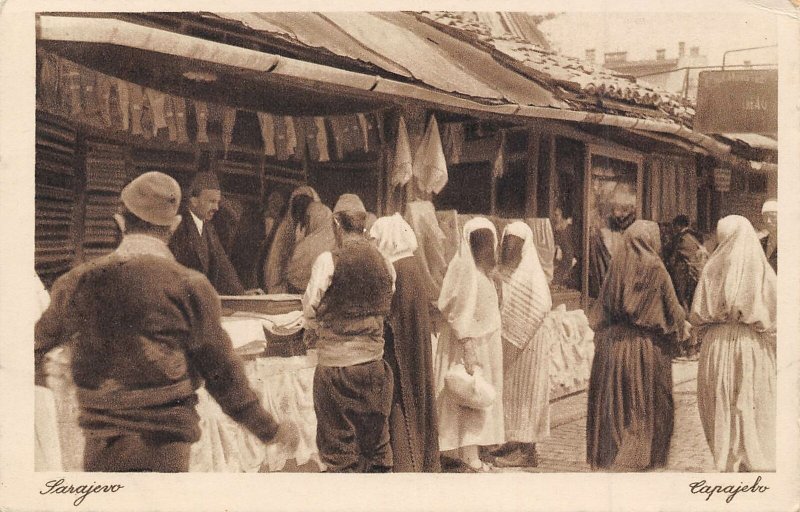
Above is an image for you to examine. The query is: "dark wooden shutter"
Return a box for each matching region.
[35,112,78,287]
[81,140,128,261]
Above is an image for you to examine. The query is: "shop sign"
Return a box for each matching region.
[713,168,732,192]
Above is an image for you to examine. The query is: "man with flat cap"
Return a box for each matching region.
[759,198,778,272]
[35,172,297,472]
[302,193,397,472]
[169,171,247,295]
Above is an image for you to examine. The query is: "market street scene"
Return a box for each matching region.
[31,11,778,476]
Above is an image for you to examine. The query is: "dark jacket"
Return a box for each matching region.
[169,209,245,295]
[760,235,777,273]
[34,240,277,443]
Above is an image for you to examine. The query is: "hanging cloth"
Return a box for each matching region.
[95,74,113,128]
[194,101,209,143]
[284,116,298,157]
[391,115,413,187]
[222,107,237,154]
[314,117,330,162]
[412,115,448,194]
[128,84,145,137]
[274,116,289,160]
[257,112,277,156]
[164,95,178,142]
[442,123,464,164]
[146,88,168,137]
[299,118,319,161]
[327,116,347,160]
[492,131,506,178]
[357,113,370,152]
[37,52,60,113]
[173,97,189,144]
[114,79,130,131]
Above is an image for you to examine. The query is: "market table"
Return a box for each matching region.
[45,294,325,473]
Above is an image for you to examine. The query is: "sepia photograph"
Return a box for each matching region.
[1,1,798,511]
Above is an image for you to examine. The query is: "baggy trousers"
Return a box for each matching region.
[313,360,394,472]
[83,433,191,472]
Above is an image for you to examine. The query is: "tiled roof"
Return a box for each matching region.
[417,11,696,126]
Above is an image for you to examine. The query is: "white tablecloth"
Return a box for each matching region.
[45,348,322,472]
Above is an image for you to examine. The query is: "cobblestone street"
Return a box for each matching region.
[494,360,715,473]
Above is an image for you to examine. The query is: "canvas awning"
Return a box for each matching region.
[716,133,778,152]
[37,14,734,157]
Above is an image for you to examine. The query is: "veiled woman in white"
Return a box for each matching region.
[492,221,553,468]
[435,217,504,472]
[691,215,776,472]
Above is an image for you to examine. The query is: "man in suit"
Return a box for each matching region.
[169,172,247,295]
[759,198,777,273]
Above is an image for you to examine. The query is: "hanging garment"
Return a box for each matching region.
[492,131,506,178]
[412,115,448,194]
[128,84,145,137]
[173,97,189,144]
[391,116,413,187]
[314,117,330,162]
[284,116,297,157]
[222,107,237,153]
[257,112,277,156]
[37,52,60,112]
[328,116,347,160]
[114,79,130,131]
[298,118,319,161]
[357,113,370,152]
[442,123,464,164]
[164,95,178,142]
[146,88,168,137]
[404,201,448,305]
[194,101,209,143]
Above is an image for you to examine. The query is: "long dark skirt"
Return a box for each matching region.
[586,324,674,471]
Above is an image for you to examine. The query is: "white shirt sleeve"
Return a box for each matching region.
[302,252,335,327]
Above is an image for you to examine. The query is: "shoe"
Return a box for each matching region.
[489,443,517,458]
[494,444,540,468]
[464,460,494,473]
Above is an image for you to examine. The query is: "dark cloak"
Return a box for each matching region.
[383,255,441,472]
[586,220,686,471]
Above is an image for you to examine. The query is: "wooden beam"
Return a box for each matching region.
[525,130,540,217]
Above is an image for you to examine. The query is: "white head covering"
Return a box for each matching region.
[438,217,499,340]
[500,222,553,349]
[690,215,776,333]
[761,199,777,214]
[369,213,419,263]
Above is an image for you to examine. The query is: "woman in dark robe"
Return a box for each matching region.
[370,214,440,472]
[586,220,690,471]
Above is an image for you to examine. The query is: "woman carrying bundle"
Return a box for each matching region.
[434,217,504,472]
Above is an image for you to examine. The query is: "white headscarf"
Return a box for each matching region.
[438,217,500,340]
[500,222,553,349]
[690,215,776,333]
[369,213,419,263]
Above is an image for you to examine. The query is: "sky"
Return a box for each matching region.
[536,11,779,68]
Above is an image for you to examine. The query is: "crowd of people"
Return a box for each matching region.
[33,170,778,474]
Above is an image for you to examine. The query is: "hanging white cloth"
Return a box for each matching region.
[412,115,448,194]
[391,115,413,187]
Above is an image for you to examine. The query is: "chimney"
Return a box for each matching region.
[604,51,627,63]
[585,49,596,63]
[656,49,666,61]
[690,46,700,57]
[678,42,686,57]
[744,60,752,68]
